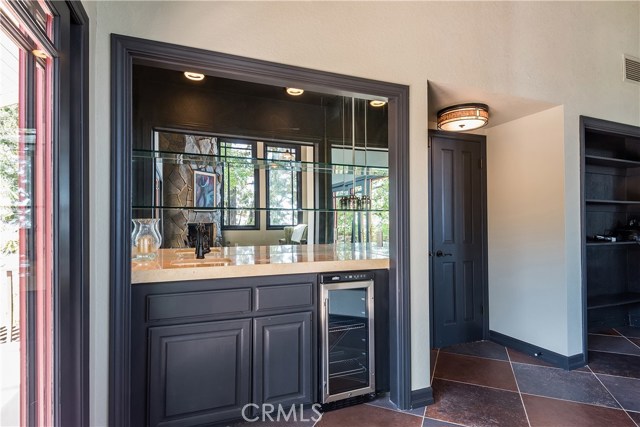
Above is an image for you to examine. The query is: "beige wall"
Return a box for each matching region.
[85,2,640,425]
[486,106,568,354]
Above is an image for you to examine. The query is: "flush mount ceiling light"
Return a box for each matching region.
[286,87,304,96]
[369,100,387,108]
[437,103,489,132]
[184,71,205,81]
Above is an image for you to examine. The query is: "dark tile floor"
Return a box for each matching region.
[226,326,640,426]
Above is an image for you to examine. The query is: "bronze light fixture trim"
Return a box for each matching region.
[437,103,489,132]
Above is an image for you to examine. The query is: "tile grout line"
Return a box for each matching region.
[612,328,640,352]
[587,365,640,427]
[431,349,440,384]
[588,348,640,357]
[423,416,469,427]
[507,347,532,427]
[519,391,629,411]
[424,353,474,427]
[593,371,640,381]
[439,350,508,364]
[363,401,424,419]
[589,331,623,337]
[433,377,520,394]
[425,348,440,419]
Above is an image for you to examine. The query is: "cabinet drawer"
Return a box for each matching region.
[147,288,252,321]
[255,283,313,312]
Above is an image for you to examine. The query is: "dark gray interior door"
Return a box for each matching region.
[430,133,487,348]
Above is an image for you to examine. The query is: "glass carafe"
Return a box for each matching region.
[131,218,162,260]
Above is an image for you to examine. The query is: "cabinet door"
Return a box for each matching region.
[254,312,313,407]
[148,319,251,427]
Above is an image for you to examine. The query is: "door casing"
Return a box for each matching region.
[428,130,489,349]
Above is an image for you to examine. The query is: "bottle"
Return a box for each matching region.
[349,189,358,210]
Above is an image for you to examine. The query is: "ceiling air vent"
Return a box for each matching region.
[624,54,640,84]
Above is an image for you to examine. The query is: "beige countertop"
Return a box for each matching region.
[131,243,390,284]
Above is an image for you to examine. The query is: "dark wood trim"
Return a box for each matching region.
[579,115,640,365]
[579,116,587,366]
[387,84,412,409]
[110,34,134,426]
[410,387,434,408]
[489,330,586,370]
[427,130,489,346]
[110,34,413,425]
[56,1,90,425]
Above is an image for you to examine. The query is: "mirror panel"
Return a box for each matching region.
[131,64,389,248]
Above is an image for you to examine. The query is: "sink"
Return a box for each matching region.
[170,257,232,267]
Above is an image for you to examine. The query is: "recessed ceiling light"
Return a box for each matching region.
[286,87,304,96]
[32,49,47,59]
[369,100,387,107]
[184,71,205,81]
[437,103,489,132]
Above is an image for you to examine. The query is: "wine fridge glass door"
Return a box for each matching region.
[321,280,375,403]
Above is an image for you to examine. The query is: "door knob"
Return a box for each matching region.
[435,250,452,257]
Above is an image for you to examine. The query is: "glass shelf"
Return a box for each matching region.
[132,205,388,213]
[132,148,388,174]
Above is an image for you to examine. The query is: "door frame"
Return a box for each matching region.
[0,1,90,426]
[428,130,489,348]
[110,35,413,425]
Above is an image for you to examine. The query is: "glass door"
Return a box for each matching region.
[0,2,55,425]
[321,280,375,403]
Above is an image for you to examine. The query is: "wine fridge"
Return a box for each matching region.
[320,272,375,404]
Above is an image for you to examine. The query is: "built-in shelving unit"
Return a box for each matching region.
[581,117,640,329]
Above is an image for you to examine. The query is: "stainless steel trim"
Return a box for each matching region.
[320,279,375,403]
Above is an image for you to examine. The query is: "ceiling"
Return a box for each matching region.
[428,81,558,129]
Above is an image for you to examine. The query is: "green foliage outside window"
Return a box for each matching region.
[220,142,256,227]
[0,104,19,255]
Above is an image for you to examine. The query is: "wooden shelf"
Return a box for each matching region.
[587,292,640,310]
[585,155,640,169]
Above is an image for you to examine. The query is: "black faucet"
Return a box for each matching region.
[194,223,211,259]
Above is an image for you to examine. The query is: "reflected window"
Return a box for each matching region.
[220,140,258,228]
[266,144,302,228]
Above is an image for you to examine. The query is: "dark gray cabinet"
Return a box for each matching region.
[131,274,318,427]
[147,319,251,427]
[253,312,313,407]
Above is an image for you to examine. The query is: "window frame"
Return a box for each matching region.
[0,1,90,426]
[219,138,260,230]
[264,142,303,230]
